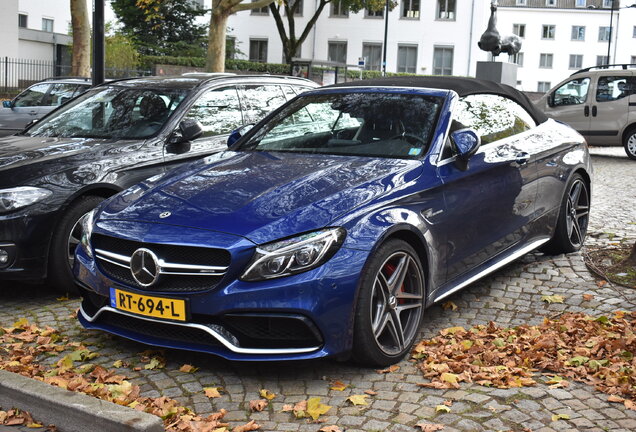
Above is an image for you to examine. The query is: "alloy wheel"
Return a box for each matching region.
[369,251,424,356]
[627,133,636,158]
[565,179,589,248]
[67,213,88,269]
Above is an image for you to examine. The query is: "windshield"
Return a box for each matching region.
[25,86,188,139]
[236,91,443,159]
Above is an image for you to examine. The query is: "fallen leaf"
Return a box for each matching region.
[330,380,348,391]
[179,364,198,373]
[306,397,331,420]
[319,426,341,432]
[443,400,453,407]
[608,395,625,403]
[347,394,368,405]
[541,294,564,304]
[551,413,570,421]
[259,389,276,400]
[583,294,594,301]
[415,423,444,432]
[435,405,451,413]
[442,301,458,311]
[364,389,377,396]
[249,399,268,412]
[376,365,400,374]
[232,420,260,432]
[143,357,164,370]
[112,360,125,368]
[204,387,222,398]
[597,280,607,287]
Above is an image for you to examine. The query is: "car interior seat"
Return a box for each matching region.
[355,118,402,143]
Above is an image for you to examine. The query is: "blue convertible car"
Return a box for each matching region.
[74,77,592,366]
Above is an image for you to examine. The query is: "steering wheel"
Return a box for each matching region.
[389,133,426,146]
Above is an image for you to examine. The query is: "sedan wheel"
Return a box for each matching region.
[352,239,425,366]
[541,174,589,255]
[625,129,636,160]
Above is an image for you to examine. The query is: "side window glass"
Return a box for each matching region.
[13,84,50,107]
[453,94,535,145]
[184,87,243,138]
[45,83,81,106]
[239,84,287,123]
[282,85,299,102]
[552,77,590,106]
[596,76,633,102]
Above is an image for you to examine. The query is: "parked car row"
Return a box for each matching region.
[2,73,593,366]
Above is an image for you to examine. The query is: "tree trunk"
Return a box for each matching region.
[206,11,229,72]
[70,0,90,77]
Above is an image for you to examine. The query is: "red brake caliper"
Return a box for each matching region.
[384,263,407,304]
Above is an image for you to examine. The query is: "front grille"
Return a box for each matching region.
[92,234,231,292]
[221,313,323,349]
[93,309,222,348]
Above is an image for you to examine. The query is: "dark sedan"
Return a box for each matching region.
[0,74,317,290]
[75,77,592,366]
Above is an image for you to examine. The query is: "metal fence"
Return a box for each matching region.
[0,57,152,98]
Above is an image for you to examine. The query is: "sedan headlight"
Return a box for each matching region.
[79,208,97,258]
[241,228,346,281]
[0,186,52,213]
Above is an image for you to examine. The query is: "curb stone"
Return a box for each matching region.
[0,370,163,432]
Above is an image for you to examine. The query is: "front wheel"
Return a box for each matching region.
[351,239,425,367]
[48,195,105,293]
[624,128,636,160]
[541,173,590,255]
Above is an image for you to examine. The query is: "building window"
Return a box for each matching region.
[402,0,420,19]
[513,24,526,38]
[603,0,613,7]
[42,18,54,32]
[433,46,453,75]
[250,0,269,15]
[546,0,556,6]
[539,53,553,68]
[512,52,524,66]
[398,45,418,73]
[542,25,555,40]
[362,43,382,71]
[249,39,268,63]
[632,56,636,64]
[575,0,586,6]
[598,26,611,42]
[437,0,456,20]
[226,37,236,60]
[365,7,384,18]
[572,26,586,41]
[18,13,27,28]
[633,26,636,38]
[328,41,347,64]
[516,0,527,5]
[569,54,583,69]
[538,82,551,92]
[596,55,609,65]
[330,0,348,17]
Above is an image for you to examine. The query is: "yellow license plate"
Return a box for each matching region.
[110,288,187,322]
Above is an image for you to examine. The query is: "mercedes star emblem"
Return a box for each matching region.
[130,248,160,287]
[159,211,171,218]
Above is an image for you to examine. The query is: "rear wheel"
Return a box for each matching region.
[48,195,104,294]
[624,128,636,160]
[541,173,589,255]
[352,239,425,367]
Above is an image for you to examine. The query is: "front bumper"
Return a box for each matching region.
[74,223,370,362]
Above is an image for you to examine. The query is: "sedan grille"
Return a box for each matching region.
[92,234,231,292]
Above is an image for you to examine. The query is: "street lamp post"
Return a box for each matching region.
[607,0,614,64]
[382,0,389,76]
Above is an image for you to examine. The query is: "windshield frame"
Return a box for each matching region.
[233,87,447,160]
[21,84,190,140]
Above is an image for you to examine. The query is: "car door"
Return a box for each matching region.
[586,75,632,146]
[438,94,538,282]
[541,76,591,134]
[162,85,245,168]
[1,83,51,130]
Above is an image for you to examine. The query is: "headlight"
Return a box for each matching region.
[79,208,97,258]
[0,186,52,213]
[241,228,346,282]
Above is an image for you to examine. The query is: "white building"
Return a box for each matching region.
[227,0,636,91]
[0,0,73,63]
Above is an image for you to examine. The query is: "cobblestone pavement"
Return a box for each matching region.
[1,147,636,432]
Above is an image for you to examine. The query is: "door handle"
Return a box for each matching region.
[515,152,530,165]
[29,110,37,115]
[584,106,589,117]
[592,106,597,117]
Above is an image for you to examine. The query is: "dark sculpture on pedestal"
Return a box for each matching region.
[478,2,522,57]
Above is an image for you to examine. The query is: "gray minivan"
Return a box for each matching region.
[536,64,636,160]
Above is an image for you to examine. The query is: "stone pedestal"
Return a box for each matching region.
[476,61,518,87]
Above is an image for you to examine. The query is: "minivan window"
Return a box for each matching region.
[596,76,636,102]
[552,77,590,106]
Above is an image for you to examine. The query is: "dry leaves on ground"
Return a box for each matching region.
[413,311,636,411]
[0,319,259,432]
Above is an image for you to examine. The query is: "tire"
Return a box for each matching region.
[624,128,636,161]
[541,173,590,255]
[48,195,104,293]
[351,239,425,367]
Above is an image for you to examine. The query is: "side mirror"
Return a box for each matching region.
[547,92,555,107]
[227,124,254,147]
[450,128,481,171]
[169,118,204,145]
[2,100,13,108]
